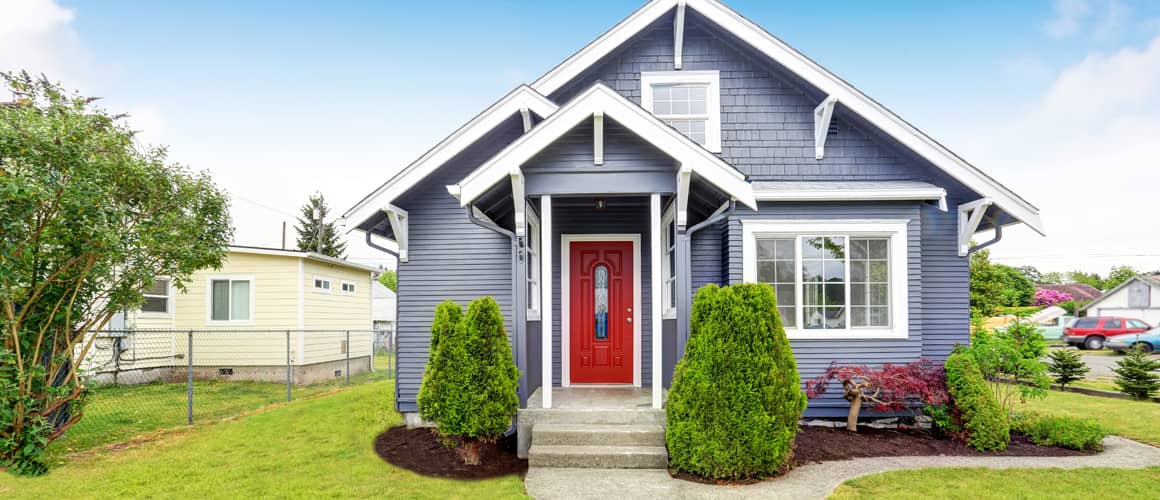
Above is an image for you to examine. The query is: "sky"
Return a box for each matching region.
[4,0,1160,276]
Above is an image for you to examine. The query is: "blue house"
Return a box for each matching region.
[345,0,1043,436]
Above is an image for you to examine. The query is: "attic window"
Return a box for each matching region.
[640,71,721,153]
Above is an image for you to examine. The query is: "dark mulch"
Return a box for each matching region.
[672,426,1091,485]
[374,426,528,480]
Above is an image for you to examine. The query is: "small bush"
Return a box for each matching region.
[806,360,947,432]
[417,300,464,426]
[1012,413,1108,451]
[1112,345,1160,400]
[1046,349,1090,388]
[666,283,806,480]
[945,348,1010,452]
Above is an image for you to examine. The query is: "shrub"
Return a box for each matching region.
[1112,345,1160,400]
[945,349,1010,452]
[417,297,520,464]
[1034,289,1073,307]
[969,323,1050,415]
[666,283,806,480]
[1012,413,1108,451]
[1045,349,1090,388]
[805,360,948,432]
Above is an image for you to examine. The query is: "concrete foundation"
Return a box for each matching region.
[84,355,373,387]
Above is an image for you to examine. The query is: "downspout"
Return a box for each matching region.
[675,200,737,367]
[967,219,1003,255]
[365,230,401,400]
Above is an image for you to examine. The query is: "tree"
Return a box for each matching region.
[417,301,463,428]
[0,72,232,475]
[1045,349,1090,388]
[969,321,1049,417]
[945,348,1010,452]
[1017,265,1042,284]
[969,249,1005,316]
[1039,271,1066,285]
[996,264,1035,307]
[1105,265,1138,290]
[294,193,346,258]
[377,269,397,292]
[1112,346,1160,400]
[1068,270,1104,290]
[805,359,948,432]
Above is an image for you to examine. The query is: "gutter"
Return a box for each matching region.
[968,219,1003,255]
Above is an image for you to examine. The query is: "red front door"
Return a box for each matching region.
[570,241,634,384]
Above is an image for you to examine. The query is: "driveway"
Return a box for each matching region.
[1048,346,1160,378]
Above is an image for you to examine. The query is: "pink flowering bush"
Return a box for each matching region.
[1034,289,1072,306]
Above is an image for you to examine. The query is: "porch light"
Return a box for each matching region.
[594,198,607,210]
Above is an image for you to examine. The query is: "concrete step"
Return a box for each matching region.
[533,423,665,447]
[528,444,668,469]
[520,408,666,426]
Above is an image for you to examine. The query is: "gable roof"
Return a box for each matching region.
[342,85,558,229]
[531,0,1044,236]
[1036,283,1102,303]
[228,245,380,273]
[453,83,756,209]
[1079,274,1160,312]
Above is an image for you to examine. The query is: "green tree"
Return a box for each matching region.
[294,193,346,258]
[0,72,232,475]
[996,264,1035,307]
[1105,265,1138,290]
[376,269,397,292]
[666,283,806,480]
[1017,265,1042,284]
[969,249,1005,316]
[417,301,463,428]
[946,348,1010,452]
[1039,271,1065,285]
[1112,346,1160,400]
[1045,349,1090,388]
[1068,270,1105,290]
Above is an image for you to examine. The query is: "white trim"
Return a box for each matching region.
[958,198,992,257]
[741,219,910,340]
[640,70,722,153]
[385,205,410,263]
[673,0,686,69]
[561,233,643,388]
[312,275,335,294]
[343,85,558,230]
[675,166,692,227]
[814,96,837,160]
[593,112,604,166]
[661,203,677,319]
[297,259,305,331]
[455,84,755,209]
[340,280,357,295]
[754,184,948,204]
[540,196,553,408]
[205,274,256,325]
[526,204,542,321]
[137,277,174,317]
[226,246,380,273]
[529,0,1043,236]
[650,194,663,409]
[520,107,533,133]
[511,172,526,237]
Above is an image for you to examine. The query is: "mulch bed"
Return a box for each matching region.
[374,426,527,480]
[672,426,1091,485]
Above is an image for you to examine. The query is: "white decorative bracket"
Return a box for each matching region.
[511,171,526,236]
[674,0,686,70]
[593,112,605,166]
[957,197,992,257]
[384,204,410,263]
[814,96,838,160]
[520,107,532,133]
[676,166,692,228]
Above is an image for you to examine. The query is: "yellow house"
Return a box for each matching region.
[86,246,379,386]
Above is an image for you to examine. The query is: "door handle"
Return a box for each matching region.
[626,317,633,323]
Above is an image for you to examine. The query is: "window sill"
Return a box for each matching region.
[206,320,255,326]
[784,328,908,340]
[527,310,541,321]
[137,312,172,318]
[662,309,676,320]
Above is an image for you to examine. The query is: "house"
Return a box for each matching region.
[344,0,1043,429]
[1037,283,1102,304]
[1079,274,1160,325]
[372,280,397,346]
[84,246,379,385]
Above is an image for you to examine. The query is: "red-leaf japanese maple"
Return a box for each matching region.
[805,359,949,432]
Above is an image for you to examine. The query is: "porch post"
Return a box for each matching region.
[650,193,663,409]
[540,195,553,409]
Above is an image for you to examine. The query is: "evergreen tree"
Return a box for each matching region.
[1046,349,1090,388]
[417,301,463,427]
[1113,346,1160,400]
[377,269,397,292]
[294,192,346,258]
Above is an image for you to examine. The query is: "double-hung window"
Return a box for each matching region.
[526,203,542,320]
[141,278,172,314]
[209,277,252,322]
[641,71,722,152]
[743,221,909,339]
[662,204,677,318]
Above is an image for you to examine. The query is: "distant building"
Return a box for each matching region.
[1079,274,1160,325]
[1036,283,1103,303]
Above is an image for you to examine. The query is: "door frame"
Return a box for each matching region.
[561,234,642,387]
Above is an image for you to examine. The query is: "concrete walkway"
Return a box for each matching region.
[524,436,1160,499]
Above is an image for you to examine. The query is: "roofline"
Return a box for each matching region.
[753,184,946,204]
[1077,275,1152,312]
[343,85,558,231]
[530,0,1044,236]
[228,245,380,273]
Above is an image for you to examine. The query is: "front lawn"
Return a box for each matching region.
[1014,385,1160,446]
[1,377,526,499]
[831,467,1160,499]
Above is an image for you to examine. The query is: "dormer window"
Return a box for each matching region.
[640,71,721,153]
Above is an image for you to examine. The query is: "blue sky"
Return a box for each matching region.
[5,0,1160,274]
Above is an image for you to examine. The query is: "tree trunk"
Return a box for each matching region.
[847,393,862,432]
[458,440,482,465]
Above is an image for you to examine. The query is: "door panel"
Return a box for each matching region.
[570,241,634,384]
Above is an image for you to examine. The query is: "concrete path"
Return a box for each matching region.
[524,436,1160,499]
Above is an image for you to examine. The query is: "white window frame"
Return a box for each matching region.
[661,204,677,319]
[139,277,173,316]
[206,275,255,325]
[313,276,333,294]
[640,70,722,153]
[742,220,909,339]
[340,281,357,295]
[526,203,542,320]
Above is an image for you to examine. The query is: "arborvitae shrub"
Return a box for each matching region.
[945,348,1010,452]
[1045,349,1089,388]
[417,300,463,426]
[666,283,806,480]
[1012,413,1107,451]
[1113,346,1160,400]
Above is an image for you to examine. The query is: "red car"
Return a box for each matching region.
[1062,317,1152,350]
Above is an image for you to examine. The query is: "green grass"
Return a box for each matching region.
[831,467,1160,499]
[1069,378,1118,392]
[1,379,527,499]
[51,354,395,456]
[1013,385,1160,446]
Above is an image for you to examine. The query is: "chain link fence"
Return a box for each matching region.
[58,329,396,454]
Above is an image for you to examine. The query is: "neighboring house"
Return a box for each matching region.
[84,246,378,385]
[344,0,1043,420]
[372,281,397,345]
[1037,283,1102,304]
[1079,274,1160,325]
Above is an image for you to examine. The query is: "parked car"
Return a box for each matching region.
[1107,327,1160,354]
[1062,317,1152,350]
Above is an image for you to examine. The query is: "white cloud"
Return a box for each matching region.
[0,0,86,83]
[1043,0,1092,39]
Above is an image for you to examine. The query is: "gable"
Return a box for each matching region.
[524,117,677,173]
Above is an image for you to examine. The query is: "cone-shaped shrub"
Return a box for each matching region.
[945,348,1009,452]
[1113,346,1160,400]
[417,300,464,427]
[666,283,807,480]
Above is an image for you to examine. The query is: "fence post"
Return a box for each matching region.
[345,331,351,386]
[187,330,194,425]
[286,330,292,402]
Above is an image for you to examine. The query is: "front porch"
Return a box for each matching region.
[517,387,668,465]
